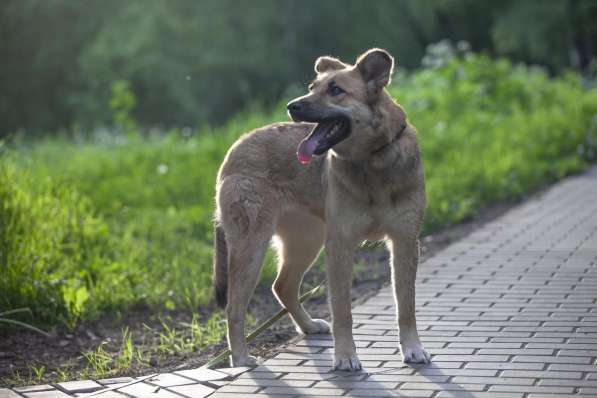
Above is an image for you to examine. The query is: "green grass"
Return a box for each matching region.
[77,315,229,380]
[1,52,597,329]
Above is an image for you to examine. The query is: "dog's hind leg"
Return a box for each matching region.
[218,176,275,367]
[272,210,329,334]
[226,234,270,366]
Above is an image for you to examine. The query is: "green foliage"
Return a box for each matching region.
[153,313,227,356]
[399,48,597,228]
[109,80,137,134]
[0,161,116,326]
[1,53,596,327]
[1,0,596,134]
[78,315,228,379]
[82,343,112,377]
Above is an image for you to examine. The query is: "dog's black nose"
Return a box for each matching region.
[287,100,304,113]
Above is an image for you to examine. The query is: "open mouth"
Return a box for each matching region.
[297,117,351,165]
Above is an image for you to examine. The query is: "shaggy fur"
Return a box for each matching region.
[213,49,429,370]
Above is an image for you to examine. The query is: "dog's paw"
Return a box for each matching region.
[400,342,431,364]
[333,353,362,371]
[230,354,260,367]
[300,319,331,334]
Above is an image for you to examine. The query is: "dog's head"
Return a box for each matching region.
[287,48,395,164]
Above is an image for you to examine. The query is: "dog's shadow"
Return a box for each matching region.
[322,361,478,397]
[234,344,478,397]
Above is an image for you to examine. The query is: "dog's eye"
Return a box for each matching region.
[328,85,345,97]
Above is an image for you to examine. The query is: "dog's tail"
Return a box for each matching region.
[213,221,228,308]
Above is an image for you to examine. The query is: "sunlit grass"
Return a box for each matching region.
[1,52,596,329]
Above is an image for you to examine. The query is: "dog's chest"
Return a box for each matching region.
[343,165,406,207]
[328,161,423,237]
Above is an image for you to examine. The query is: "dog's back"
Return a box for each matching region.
[212,121,326,308]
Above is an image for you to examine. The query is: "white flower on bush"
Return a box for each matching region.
[157,164,168,175]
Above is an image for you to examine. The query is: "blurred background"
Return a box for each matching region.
[1,0,597,136]
[2,0,597,384]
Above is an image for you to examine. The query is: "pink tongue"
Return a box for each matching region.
[297,137,318,165]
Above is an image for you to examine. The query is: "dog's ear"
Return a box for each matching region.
[314,56,346,74]
[356,48,394,99]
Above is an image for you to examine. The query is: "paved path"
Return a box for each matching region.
[2,167,597,397]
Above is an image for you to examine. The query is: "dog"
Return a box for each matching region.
[212,48,429,370]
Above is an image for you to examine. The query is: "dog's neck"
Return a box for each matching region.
[329,93,408,171]
[367,93,408,169]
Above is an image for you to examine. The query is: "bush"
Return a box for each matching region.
[0,161,113,327]
[399,53,597,228]
[1,53,596,327]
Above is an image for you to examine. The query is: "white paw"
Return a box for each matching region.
[230,354,260,367]
[300,319,331,334]
[400,342,431,363]
[333,353,362,371]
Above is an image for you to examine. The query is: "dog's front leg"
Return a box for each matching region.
[325,234,361,371]
[388,235,430,363]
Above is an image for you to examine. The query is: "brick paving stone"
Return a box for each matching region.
[431,354,511,362]
[216,366,251,376]
[276,352,330,360]
[449,376,536,386]
[214,385,260,394]
[207,381,229,388]
[233,379,313,388]
[436,393,524,398]
[263,359,304,366]
[0,389,22,398]
[528,395,588,398]
[578,387,597,396]
[500,370,583,379]
[167,383,215,398]
[281,373,365,381]
[489,385,575,394]
[412,368,498,377]
[526,343,597,350]
[174,367,230,382]
[447,342,523,348]
[209,394,287,398]
[302,359,383,368]
[118,382,182,398]
[262,386,345,395]
[145,373,196,387]
[238,372,282,379]
[512,355,592,364]
[347,389,433,397]
[366,375,449,383]
[91,382,133,392]
[313,380,398,389]
[559,349,597,356]
[56,380,103,394]
[282,346,325,354]
[13,386,53,394]
[399,382,486,391]
[22,392,71,398]
[476,348,555,355]
[251,365,333,373]
[539,379,597,387]
[383,363,452,371]
[99,392,132,398]
[97,377,135,385]
[11,168,596,397]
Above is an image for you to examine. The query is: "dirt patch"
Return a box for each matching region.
[0,199,518,387]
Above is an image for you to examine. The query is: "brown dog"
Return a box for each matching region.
[213,48,429,370]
